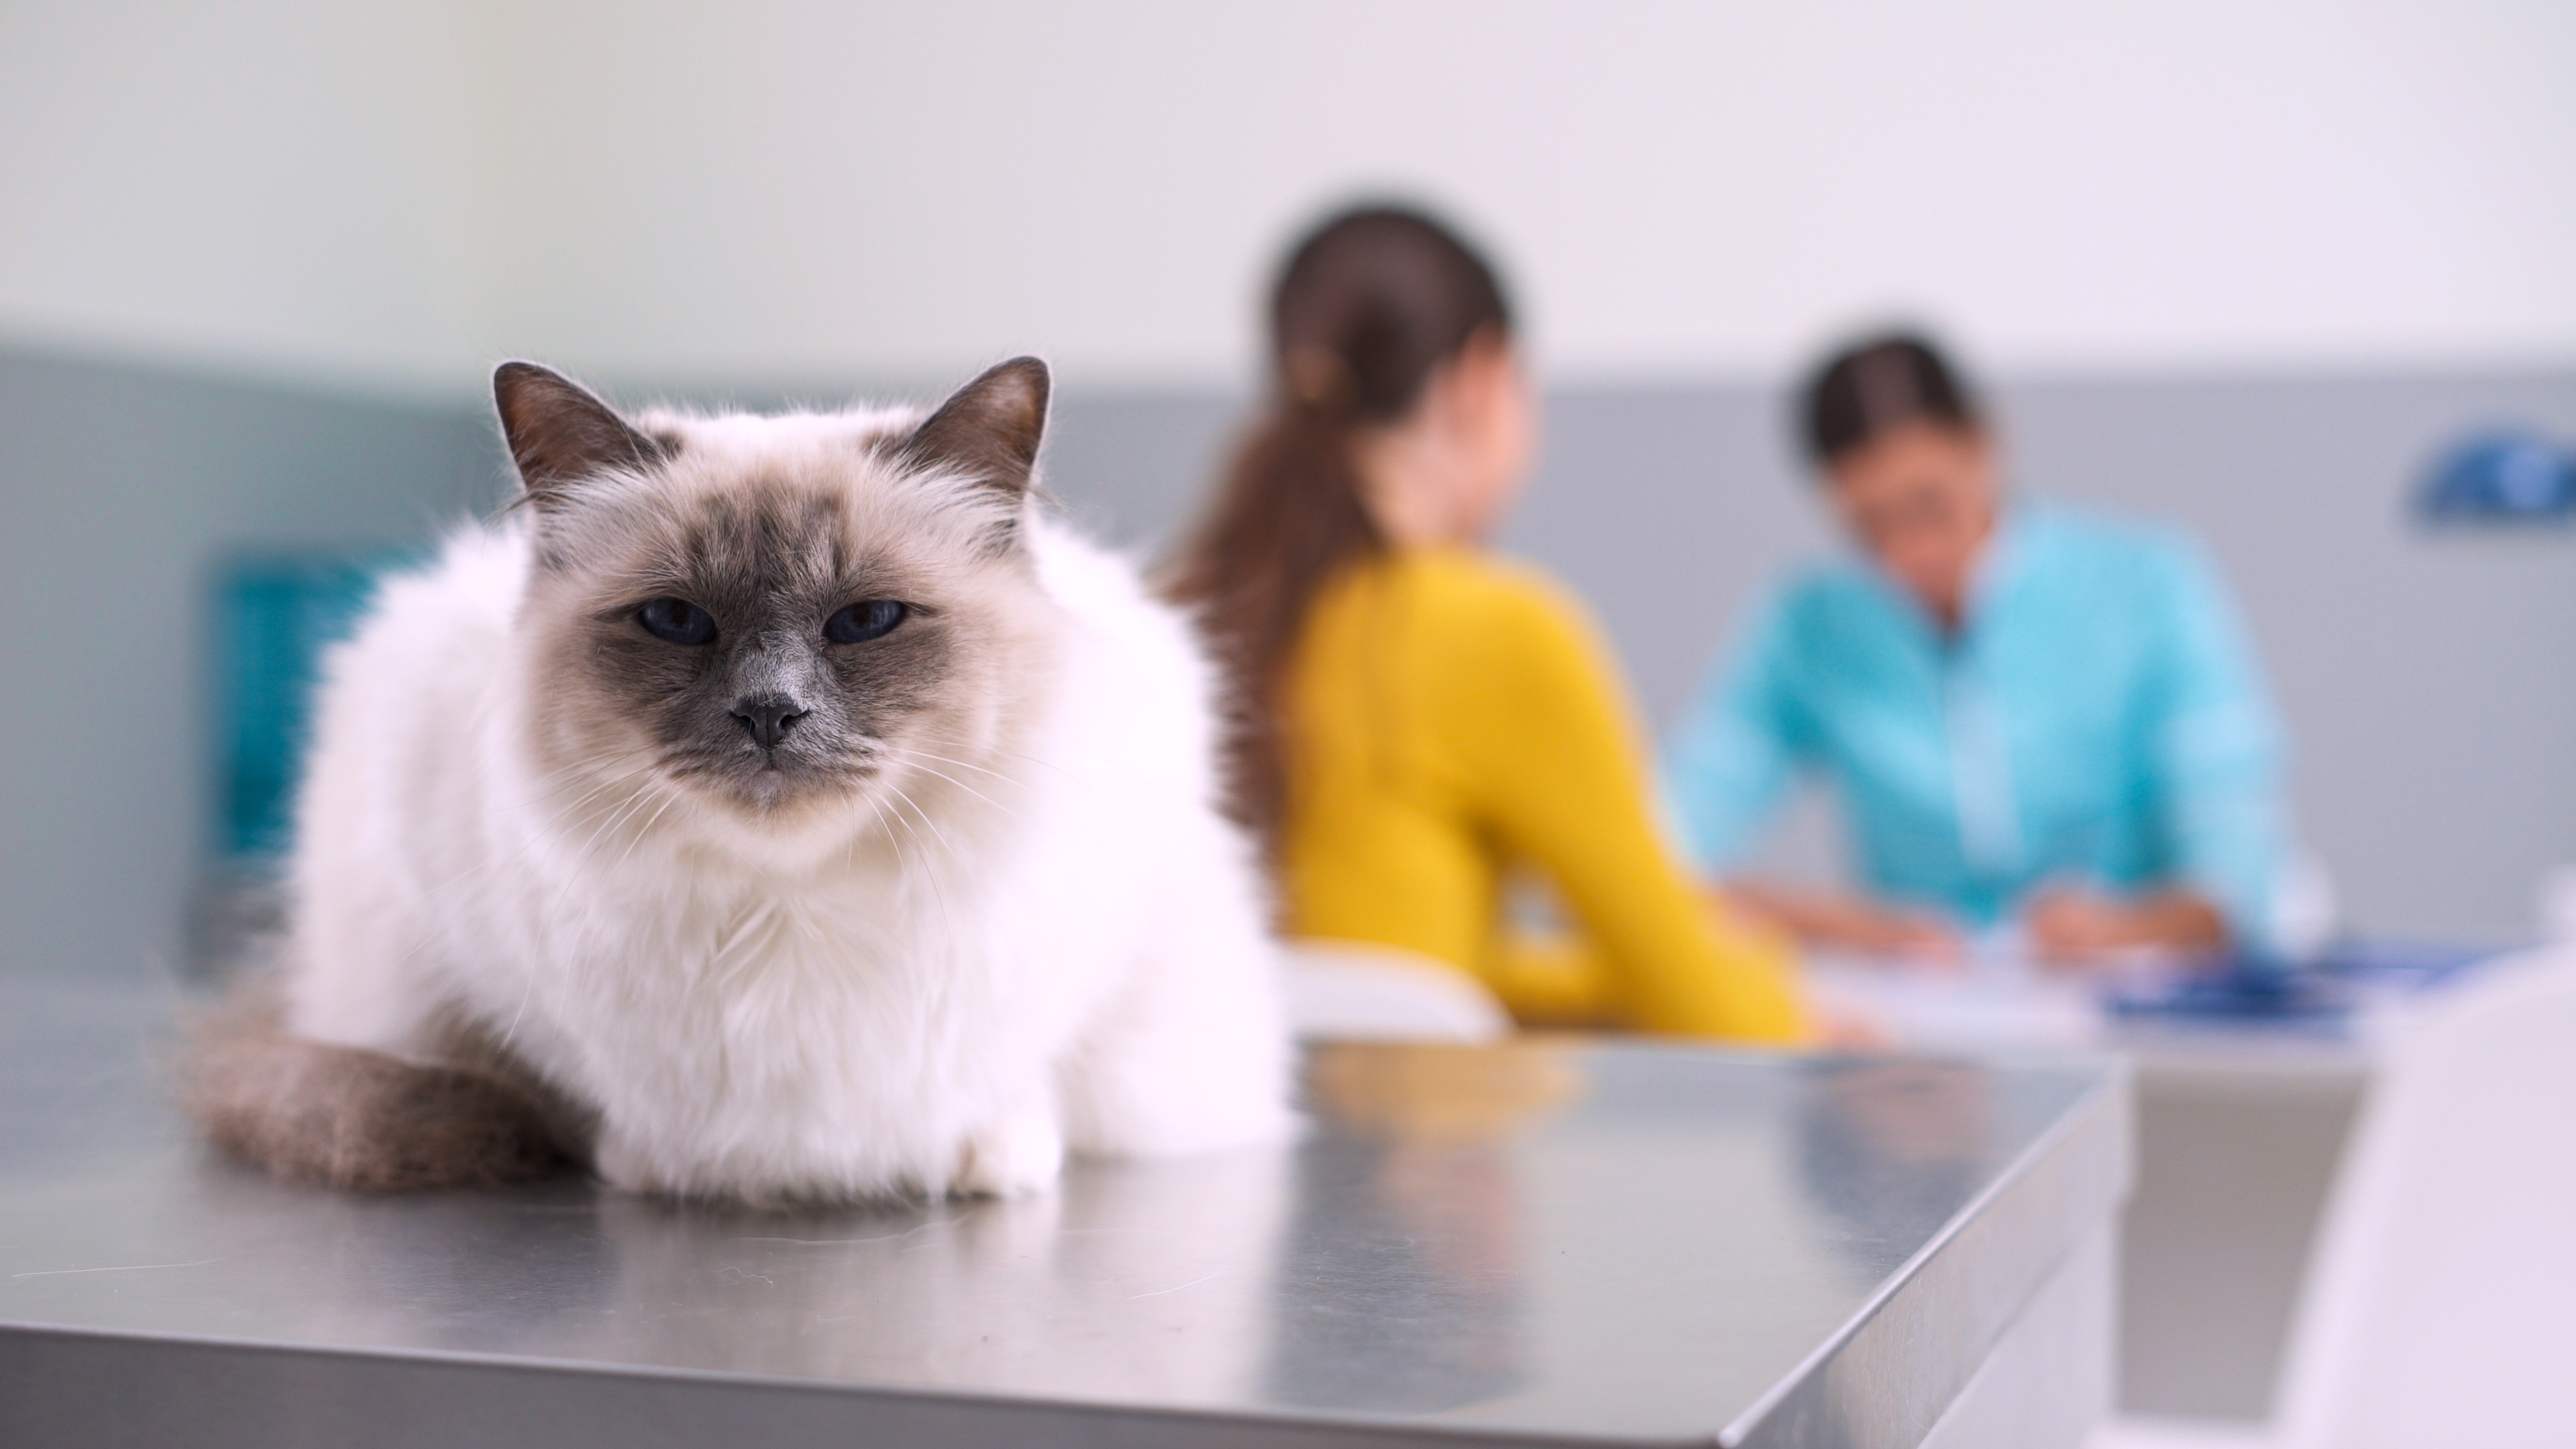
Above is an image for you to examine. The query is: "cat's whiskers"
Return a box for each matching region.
[398,754,677,1039]
[910,731,1070,777]
[873,743,1017,782]
[409,755,659,896]
[561,777,675,871]
[492,789,672,1057]
[483,778,672,1034]
[874,782,959,952]
[851,792,902,875]
[875,749,1020,821]
[570,781,661,853]
[377,757,666,976]
[533,767,663,837]
[609,786,684,871]
[520,751,651,793]
[491,750,662,818]
[881,780,964,865]
[494,947,543,1058]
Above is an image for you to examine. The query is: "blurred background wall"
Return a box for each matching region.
[5,0,2573,977]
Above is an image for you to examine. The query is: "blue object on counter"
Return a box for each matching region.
[2099,941,2500,1033]
[2102,962,2355,1027]
[214,551,417,858]
[2312,938,2498,987]
[2417,429,2576,525]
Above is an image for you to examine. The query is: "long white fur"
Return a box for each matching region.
[282,408,1293,1203]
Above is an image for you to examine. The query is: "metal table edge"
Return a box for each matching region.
[1723,1059,2135,1449]
[0,1313,1757,1449]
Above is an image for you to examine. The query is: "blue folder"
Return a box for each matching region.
[212,551,417,858]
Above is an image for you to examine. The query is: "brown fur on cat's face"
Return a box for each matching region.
[494,360,1061,834]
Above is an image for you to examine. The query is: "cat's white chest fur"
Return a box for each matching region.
[568,877,1027,1194]
[500,808,1118,1198]
[283,488,1293,1205]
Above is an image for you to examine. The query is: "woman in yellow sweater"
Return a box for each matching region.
[1167,207,1807,1044]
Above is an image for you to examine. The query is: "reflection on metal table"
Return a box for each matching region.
[0,974,2129,1448]
[1800,938,2499,1423]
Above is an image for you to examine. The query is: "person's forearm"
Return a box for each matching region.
[1720,879,1956,957]
[1722,881,1856,939]
[2024,885,2229,963]
[2122,891,2229,952]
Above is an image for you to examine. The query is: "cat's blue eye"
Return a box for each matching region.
[825,600,909,645]
[637,597,718,645]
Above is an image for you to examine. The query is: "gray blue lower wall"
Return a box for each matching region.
[0,346,498,981]
[4,341,2571,983]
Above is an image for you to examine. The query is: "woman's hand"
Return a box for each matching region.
[1720,880,1962,964]
[2023,887,2226,965]
[1811,1000,1894,1051]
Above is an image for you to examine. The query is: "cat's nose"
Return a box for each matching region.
[731,694,808,751]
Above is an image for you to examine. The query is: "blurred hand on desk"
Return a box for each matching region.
[2021,885,2225,965]
[1721,883,1964,967]
[1723,880,2229,971]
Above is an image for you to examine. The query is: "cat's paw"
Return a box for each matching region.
[955,1110,1064,1199]
[590,1134,667,1196]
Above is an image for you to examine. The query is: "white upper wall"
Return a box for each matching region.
[6,0,2572,394]
[0,0,479,394]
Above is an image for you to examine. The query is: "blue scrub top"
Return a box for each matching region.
[1662,502,2285,945]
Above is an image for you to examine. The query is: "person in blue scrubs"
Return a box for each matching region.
[1664,333,2285,962]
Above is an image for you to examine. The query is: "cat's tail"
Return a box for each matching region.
[176,979,567,1191]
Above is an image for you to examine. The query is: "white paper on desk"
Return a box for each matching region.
[1802,932,2112,1052]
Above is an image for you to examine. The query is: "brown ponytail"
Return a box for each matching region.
[1164,205,1512,855]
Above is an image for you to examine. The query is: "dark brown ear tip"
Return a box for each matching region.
[492,360,568,407]
[988,356,1051,398]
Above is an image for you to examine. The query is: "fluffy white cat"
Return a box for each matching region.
[189,358,1293,1204]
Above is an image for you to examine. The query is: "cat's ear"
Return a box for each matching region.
[895,357,1050,504]
[492,362,674,505]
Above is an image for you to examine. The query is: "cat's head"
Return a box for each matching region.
[492,358,1062,849]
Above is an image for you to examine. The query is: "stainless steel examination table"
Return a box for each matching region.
[0,974,2129,1448]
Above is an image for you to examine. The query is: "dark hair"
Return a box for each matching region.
[1163,205,1513,853]
[1802,332,1982,466]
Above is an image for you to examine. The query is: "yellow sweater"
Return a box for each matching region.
[1279,548,1809,1044]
